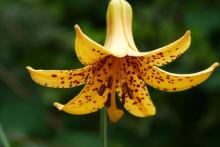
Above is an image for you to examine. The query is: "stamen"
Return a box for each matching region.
[105,93,111,107]
[122,82,133,99]
[122,82,128,93]
[127,88,134,99]
[121,92,126,105]
[107,76,113,88]
[106,59,124,122]
[98,84,106,96]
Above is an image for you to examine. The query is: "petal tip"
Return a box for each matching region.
[186,30,191,34]
[26,66,33,70]
[26,66,35,73]
[54,102,64,111]
[145,108,156,117]
[185,30,191,39]
[151,109,156,116]
[74,24,79,30]
[74,24,81,34]
[212,62,219,69]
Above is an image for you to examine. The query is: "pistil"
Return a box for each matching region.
[106,58,124,122]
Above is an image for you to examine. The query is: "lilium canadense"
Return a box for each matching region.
[27,0,219,123]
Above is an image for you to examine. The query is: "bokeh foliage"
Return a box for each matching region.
[0,0,220,146]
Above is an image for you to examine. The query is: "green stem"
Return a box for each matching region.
[0,123,11,147]
[100,107,107,147]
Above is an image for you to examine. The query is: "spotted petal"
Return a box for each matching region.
[54,58,112,114]
[75,25,126,65]
[54,83,109,115]
[117,57,156,117]
[26,66,91,88]
[138,60,219,92]
[128,31,191,66]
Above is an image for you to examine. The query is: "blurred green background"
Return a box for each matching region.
[0,0,220,146]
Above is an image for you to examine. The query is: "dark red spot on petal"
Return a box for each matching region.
[51,74,57,78]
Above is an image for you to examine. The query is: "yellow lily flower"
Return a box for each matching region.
[27,0,219,123]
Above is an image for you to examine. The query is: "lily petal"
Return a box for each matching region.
[121,0,138,51]
[117,57,156,117]
[105,0,138,53]
[128,31,191,66]
[75,25,125,65]
[26,66,91,88]
[104,0,131,56]
[54,57,112,114]
[54,83,108,115]
[118,83,156,117]
[138,60,219,92]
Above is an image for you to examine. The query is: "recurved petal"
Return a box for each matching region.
[26,66,91,88]
[138,60,219,92]
[128,31,191,66]
[117,57,156,117]
[54,82,109,115]
[75,25,126,65]
[54,57,112,115]
[118,83,156,117]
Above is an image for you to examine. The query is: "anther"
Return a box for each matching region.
[98,84,106,96]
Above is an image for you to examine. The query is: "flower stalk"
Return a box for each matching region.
[100,107,107,147]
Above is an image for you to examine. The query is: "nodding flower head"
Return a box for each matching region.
[27,0,219,123]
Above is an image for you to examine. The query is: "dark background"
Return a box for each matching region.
[0,0,220,146]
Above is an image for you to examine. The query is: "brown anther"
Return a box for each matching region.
[98,84,106,96]
[105,93,111,106]
[107,76,113,88]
